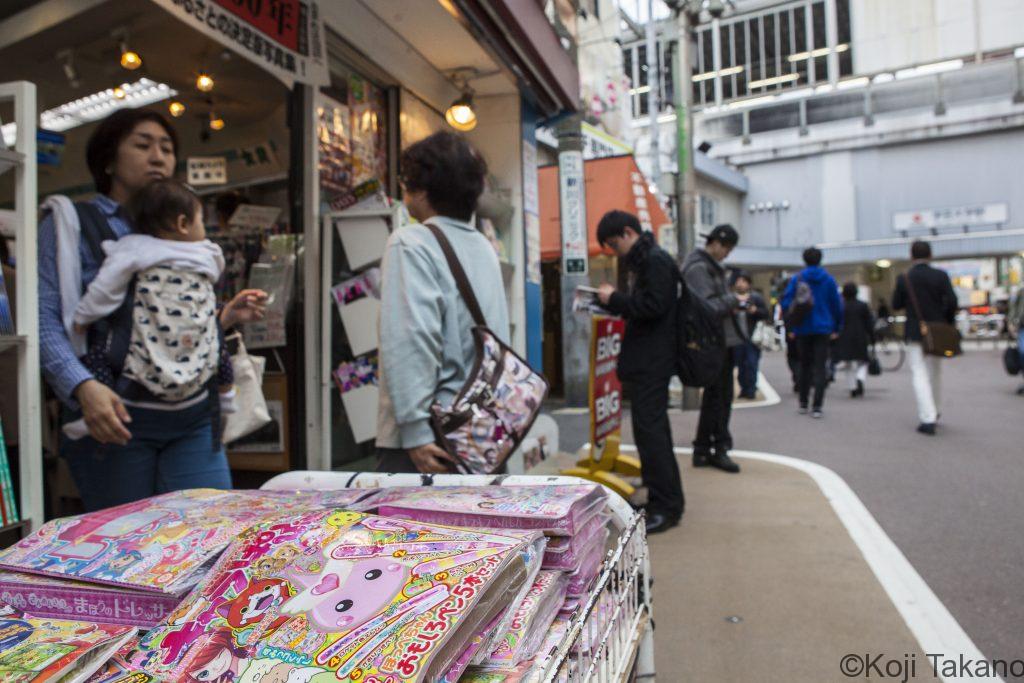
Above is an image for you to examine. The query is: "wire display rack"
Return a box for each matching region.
[261,471,655,682]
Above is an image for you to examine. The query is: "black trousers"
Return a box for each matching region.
[694,347,735,454]
[625,377,684,520]
[797,334,831,409]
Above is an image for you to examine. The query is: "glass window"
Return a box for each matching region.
[812,1,826,49]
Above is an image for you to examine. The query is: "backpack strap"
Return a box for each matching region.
[75,201,117,269]
[423,222,487,328]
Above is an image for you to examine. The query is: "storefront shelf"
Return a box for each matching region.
[0,335,26,353]
[0,149,25,177]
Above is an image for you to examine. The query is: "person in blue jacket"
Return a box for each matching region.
[781,248,844,417]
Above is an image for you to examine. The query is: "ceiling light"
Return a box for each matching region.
[747,73,800,89]
[209,113,225,131]
[788,43,849,63]
[876,259,892,269]
[445,92,477,131]
[112,86,126,100]
[196,73,215,92]
[692,65,744,82]
[168,101,186,117]
[895,59,964,80]
[1,78,177,146]
[120,46,142,70]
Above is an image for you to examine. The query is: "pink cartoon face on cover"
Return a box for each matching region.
[284,556,409,632]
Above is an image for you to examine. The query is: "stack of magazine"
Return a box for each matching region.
[0,263,13,335]
[0,416,18,526]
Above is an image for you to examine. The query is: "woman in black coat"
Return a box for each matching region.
[834,282,875,397]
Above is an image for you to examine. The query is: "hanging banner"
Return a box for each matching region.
[590,315,624,445]
[148,0,328,87]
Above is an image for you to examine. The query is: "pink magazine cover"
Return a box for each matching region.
[0,489,376,597]
[121,510,530,683]
[0,571,179,629]
[375,485,606,536]
[541,513,609,571]
[483,570,568,667]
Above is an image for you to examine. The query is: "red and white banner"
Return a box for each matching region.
[590,316,624,444]
[149,0,328,87]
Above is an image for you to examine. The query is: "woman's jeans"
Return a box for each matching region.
[731,342,761,397]
[62,399,232,511]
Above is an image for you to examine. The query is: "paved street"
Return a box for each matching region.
[552,348,1024,676]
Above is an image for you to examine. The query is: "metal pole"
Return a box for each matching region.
[557,116,591,407]
[646,0,661,187]
[672,7,702,411]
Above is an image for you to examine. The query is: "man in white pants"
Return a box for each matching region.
[891,241,958,435]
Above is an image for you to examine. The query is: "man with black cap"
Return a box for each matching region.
[682,224,744,473]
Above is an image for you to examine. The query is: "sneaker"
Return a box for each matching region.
[812,409,824,419]
[798,405,809,415]
[917,423,936,435]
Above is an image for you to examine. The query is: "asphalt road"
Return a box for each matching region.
[552,347,1024,676]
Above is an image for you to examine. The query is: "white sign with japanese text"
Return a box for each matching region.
[893,203,1009,231]
[559,150,588,275]
[187,157,227,186]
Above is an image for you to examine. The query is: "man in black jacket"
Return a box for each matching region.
[682,225,744,473]
[891,240,958,435]
[596,210,683,533]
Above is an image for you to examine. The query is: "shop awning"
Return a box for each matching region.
[539,155,671,261]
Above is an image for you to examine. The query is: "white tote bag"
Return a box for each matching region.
[222,334,272,444]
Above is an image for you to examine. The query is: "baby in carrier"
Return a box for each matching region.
[66,179,234,440]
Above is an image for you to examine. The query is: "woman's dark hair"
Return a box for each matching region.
[86,108,179,195]
[911,240,932,260]
[128,179,200,237]
[400,132,487,221]
[803,247,823,266]
[843,282,859,299]
[597,210,641,247]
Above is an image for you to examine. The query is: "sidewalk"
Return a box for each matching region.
[534,449,928,681]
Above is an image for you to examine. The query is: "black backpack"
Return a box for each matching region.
[675,272,724,387]
[784,275,814,328]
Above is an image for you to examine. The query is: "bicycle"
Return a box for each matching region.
[873,318,906,372]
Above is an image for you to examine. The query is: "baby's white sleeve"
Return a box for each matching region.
[73,246,139,326]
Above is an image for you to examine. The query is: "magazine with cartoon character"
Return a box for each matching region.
[0,489,376,596]
[122,510,531,682]
[0,603,137,683]
[482,570,568,668]
[374,485,607,536]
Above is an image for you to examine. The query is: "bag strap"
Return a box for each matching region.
[903,271,928,335]
[424,221,487,328]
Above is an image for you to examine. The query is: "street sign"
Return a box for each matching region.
[558,150,588,276]
[590,316,624,446]
[893,203,1008,231]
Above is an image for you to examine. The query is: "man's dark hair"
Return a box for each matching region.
[400,132,487,222]
[911,240,932,260]
[597,210,641,247]
[803,247,823,266]
[86,108,179,195]
[128,178,200,237]
[730,270,751,287]
[215,191,249,225]
[842,282,858,299]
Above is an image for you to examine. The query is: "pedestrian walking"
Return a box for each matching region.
[1010,288,1024,395]
[892,240,959,435]
[376,131,509,473]
[37,108,266,511]
[781,248,844,418]
[682,224,744,473]
[596,210,684,533]
[834,282,875,398]
[730,271,768,399]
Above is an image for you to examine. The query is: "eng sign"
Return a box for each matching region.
[149,0,328,87]
[590,316,624,445]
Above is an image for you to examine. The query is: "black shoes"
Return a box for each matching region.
[708,452,741,473]
[917,423,936,436]
[692,452,710,467]
[645,512,681,534]
[850,380,864,398]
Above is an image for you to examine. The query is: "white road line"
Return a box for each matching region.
[733,371,781,409]
[612,442,1000,682]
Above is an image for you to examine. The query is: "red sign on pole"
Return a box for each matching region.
[590,316,625,445]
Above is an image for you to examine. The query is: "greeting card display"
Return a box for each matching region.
[0,489,374,595]
[375,485,607,536]
[124,510,530,682]
[0,603,136,682]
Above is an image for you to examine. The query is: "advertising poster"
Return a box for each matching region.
[590,316,624,444]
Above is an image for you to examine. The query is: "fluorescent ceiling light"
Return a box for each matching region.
[2,78,176,146]
[895,59,964,80]
[748,73,800,89]
[788,43,849,63]
[692,65,745,82]
[1014,46,1024,58]
[725,94,778,110]
[873,72,895,84]
[628,85,651,95]
[837,77,870,90]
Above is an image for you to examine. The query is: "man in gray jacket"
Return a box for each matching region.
[682,225,744,473]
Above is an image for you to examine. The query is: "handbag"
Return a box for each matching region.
[1004,346,1022,376]
[222,333,272,444]
[750,320,776,351]
[868,350,882,376]
[904,273,962,358]
[425,223,549,474]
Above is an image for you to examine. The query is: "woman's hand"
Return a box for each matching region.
[75,379,132,445]
[220,289,269,330]
[407,443,454,473]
